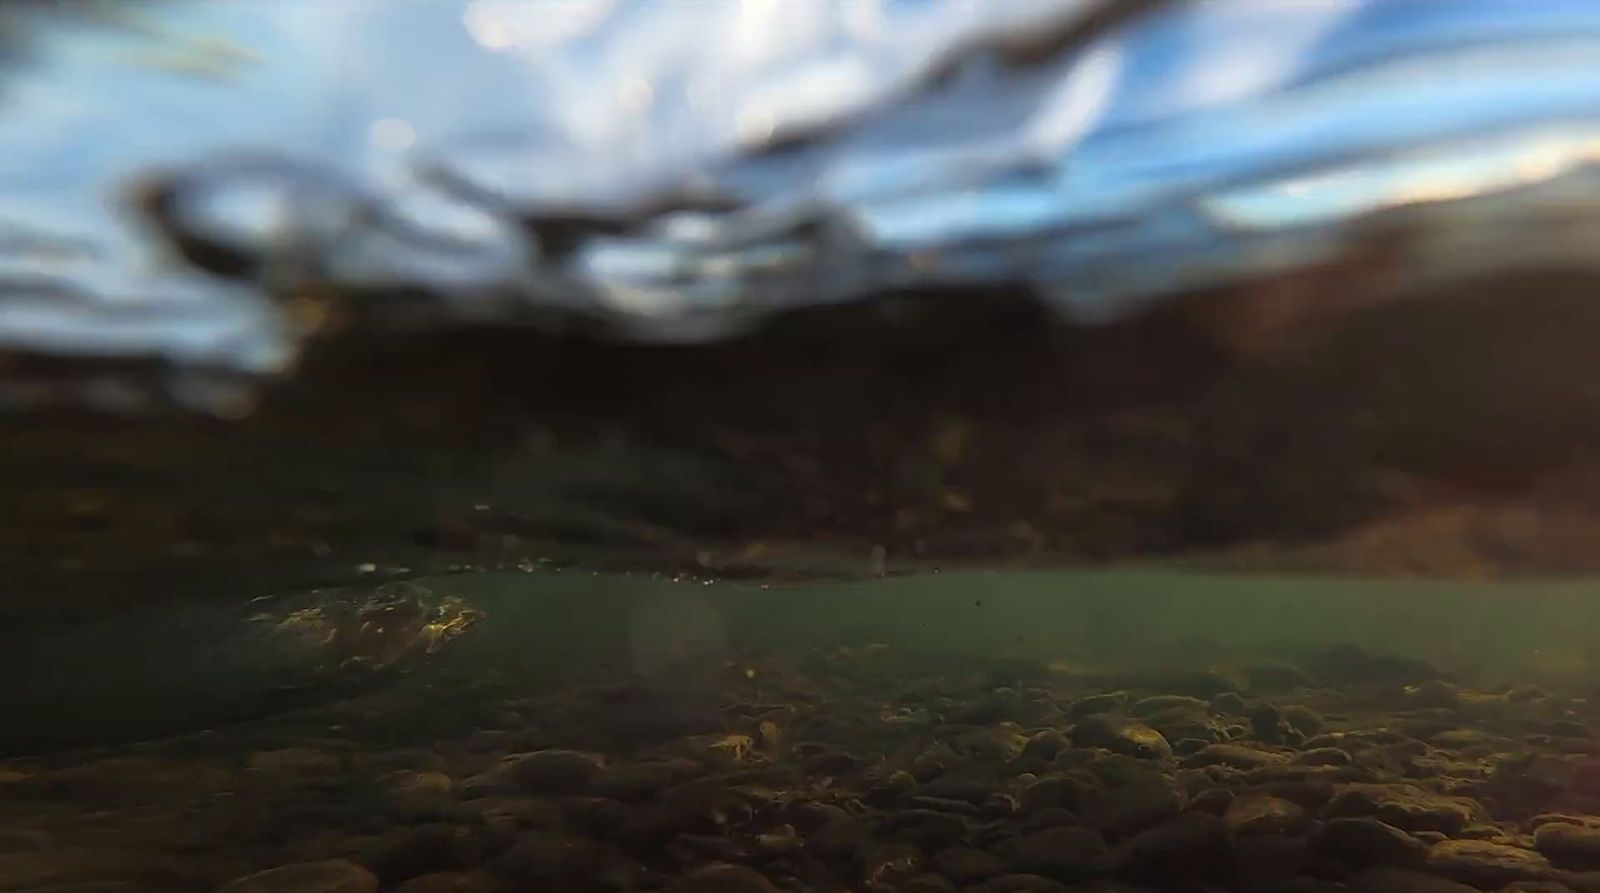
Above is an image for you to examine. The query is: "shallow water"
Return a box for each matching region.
[7,570,1600,890]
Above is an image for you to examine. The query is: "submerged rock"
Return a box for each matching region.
[1070,716,1173,760]
[1314,817,1429,869]
[1002,827,1111,881]
[1534,822,1600,869]
[1424,839,1554,888]
[1119,812,1234,883]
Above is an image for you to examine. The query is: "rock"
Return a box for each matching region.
[1253,704,1286,744]
[1353,866,1479,893]
[508,750,603,793]
[1297,747,1354,767]
[1119,812,1234,883]
[1284,705,1327,735]
[783,801,851,834]
[592,759,700,801]
[1020,730,1070,761]
[1182,743,1281,770]
[492,832,607,887]
[1070,716,1172,760]
[216,860,378,893]
[1021,774,1095,813]
[1315,818,1429,868]
[1130,695,1209,718]
[858,843,925,891]
[1004,827,1111,881]
[1325,784,1476,835]
[393,871,502,893]
[359,824,480,884]
[1193,788,1235,815]
[1065,692,1127,718]
[802,750,862,776]
[384,771,454,819]
[1424,840,1553,889]
[886,810,967,852]
[1536,823,1600,870]
[1081,773,1185,837]
[666,863,779,893]
[914,768,997,805]
[982,792,1019,818]
[934,847,1005,882]
[807,818,875,861]
[1225,794,1310,837]
[560,796,629,837]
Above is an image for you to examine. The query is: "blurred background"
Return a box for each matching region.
[8,0,1600,621]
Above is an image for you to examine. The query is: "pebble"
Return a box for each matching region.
[1209,692,1249,715]
[215,860,378,893]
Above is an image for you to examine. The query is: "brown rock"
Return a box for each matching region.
[1425,840,1553,889]
[1119,812,1235,883]
[1325,784,1476,835]
[933,847,1004,882]
[507,750,603,793]
[1225,794,1311,837]
[1315,817,1429,868]
[1070,716,1172,760]
[1004,827,1110,881]
[1535,823,1600,870]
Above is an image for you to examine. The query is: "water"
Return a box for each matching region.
[10,2,1600,892]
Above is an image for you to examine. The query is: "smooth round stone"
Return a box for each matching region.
[215,859,378,893]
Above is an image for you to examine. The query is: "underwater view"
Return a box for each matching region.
[13,1,1600,891]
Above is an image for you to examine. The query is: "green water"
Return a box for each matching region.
[9,568,1599,757]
